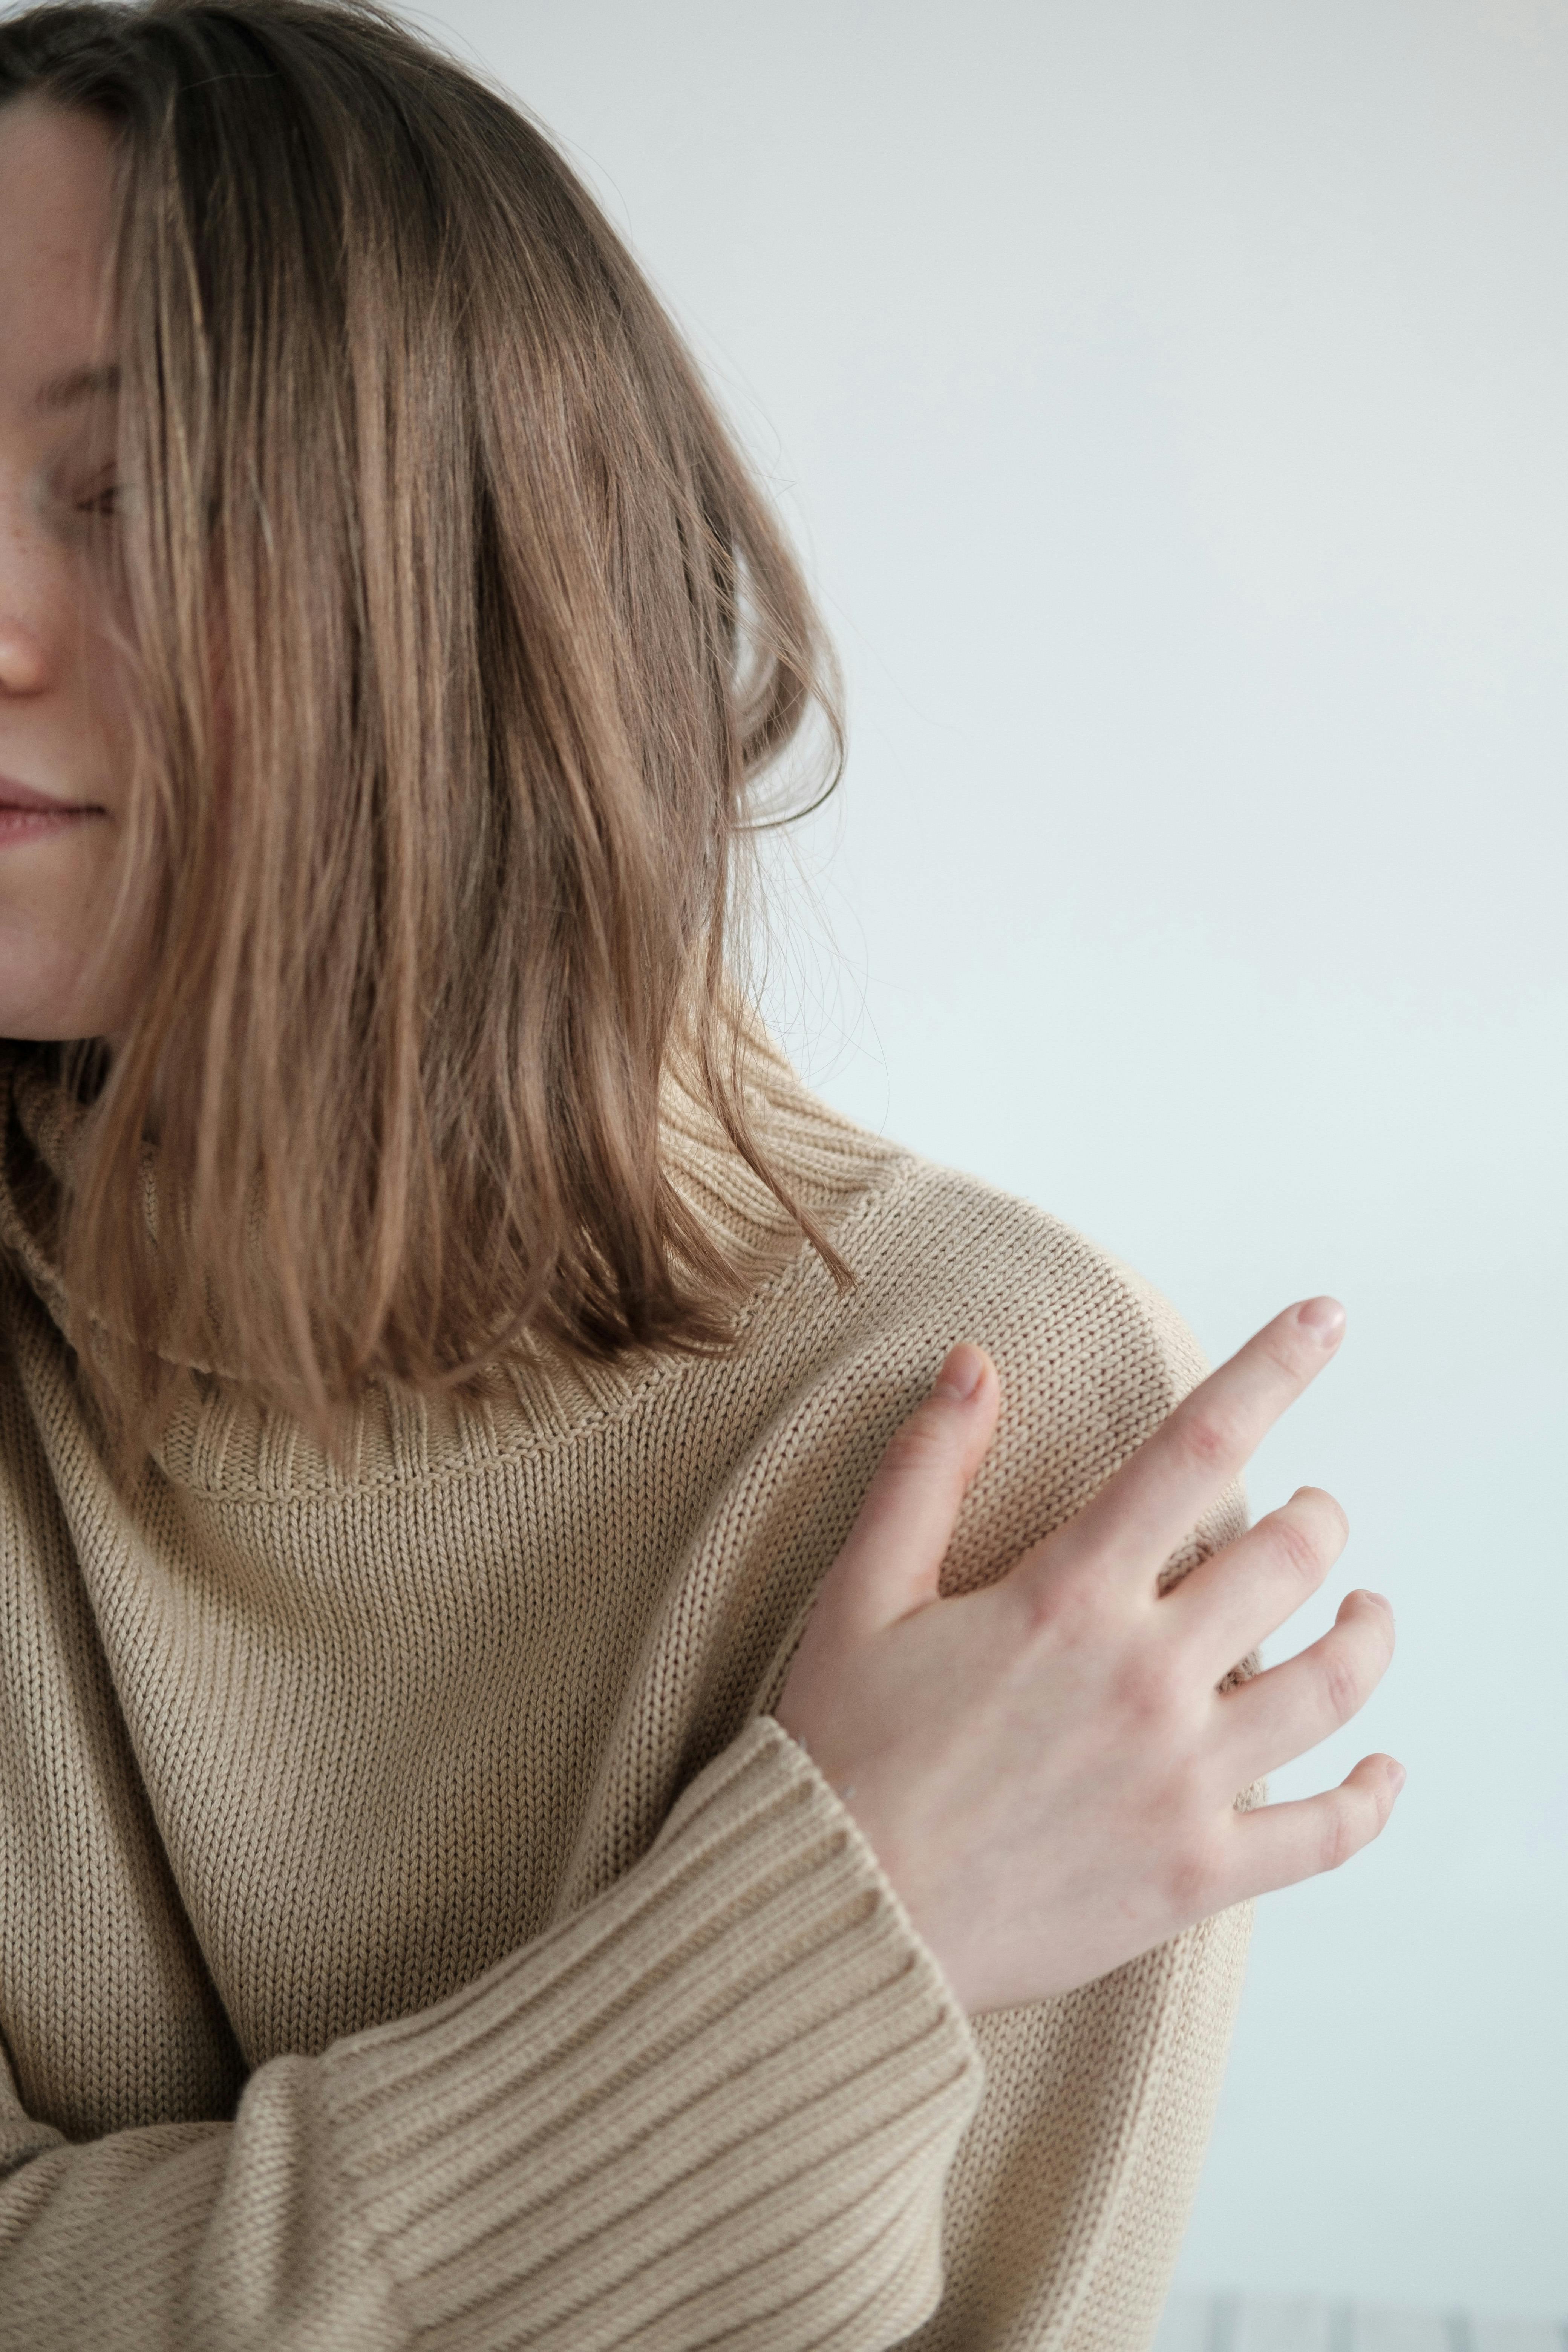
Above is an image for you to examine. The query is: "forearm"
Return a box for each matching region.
[0,1720,983,2352]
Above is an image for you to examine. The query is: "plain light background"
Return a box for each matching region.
[421,0,1567,2318]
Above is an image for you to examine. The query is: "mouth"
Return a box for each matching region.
[0,776,105,813]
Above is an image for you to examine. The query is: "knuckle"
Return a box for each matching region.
[1257,1329,1308,1384]
[1016,1553,1106,1646]
[1162,1827,1225,1922]
[1173,1401,1243,1478]
[1011,1578,1055,1643]
[1320,1639,1366,1725]
[1266,1509,1326,1590]
[1318,1794,1368,1873]
[878,1413,957,1481]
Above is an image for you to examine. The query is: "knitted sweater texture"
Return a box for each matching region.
[0,1032,1251,2351]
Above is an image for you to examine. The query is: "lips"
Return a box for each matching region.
[0,775,103,812]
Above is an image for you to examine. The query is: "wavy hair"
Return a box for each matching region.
[0,0,847,1491]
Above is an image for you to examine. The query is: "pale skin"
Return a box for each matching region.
[0,101,137,1047]
[776,1314,1402,2014]
[1,100,1403,2020]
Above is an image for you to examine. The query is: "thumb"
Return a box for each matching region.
[823,1345,1000,1640]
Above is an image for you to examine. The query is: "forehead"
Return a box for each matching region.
[0,99,120,422]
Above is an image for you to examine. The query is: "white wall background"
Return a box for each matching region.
[421,0,1568,2317]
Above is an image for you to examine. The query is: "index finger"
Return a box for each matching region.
[1032,1296,1346,1600]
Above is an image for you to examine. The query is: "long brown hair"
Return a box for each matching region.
[0,0,848,1493]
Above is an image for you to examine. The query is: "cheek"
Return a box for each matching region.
[64,568,136,785]
[86,644,134,756]
[0,810,137,1044]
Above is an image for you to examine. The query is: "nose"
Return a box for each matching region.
[0,614,50,695]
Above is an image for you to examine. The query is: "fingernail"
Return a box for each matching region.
[1387,1760,1406,1794]
[1360,1589,1392,1613]
[1297,1297,1346,1345]
[934,1345,986,1401]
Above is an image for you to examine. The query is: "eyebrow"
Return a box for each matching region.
[29,362,121,415]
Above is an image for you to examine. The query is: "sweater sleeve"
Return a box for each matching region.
[0,1715,983,2352]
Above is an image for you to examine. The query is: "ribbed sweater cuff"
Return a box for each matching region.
[315,1713,985,2350]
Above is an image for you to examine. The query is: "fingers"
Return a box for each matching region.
[1222,1751,1406,1900]
[1031,1297,1346,1604]
[1171,1485,1349,1674]
[818,1345,1001,1640]
[1213,1589,1396,1782]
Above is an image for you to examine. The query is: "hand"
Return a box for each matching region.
[773,1298,1402,2015]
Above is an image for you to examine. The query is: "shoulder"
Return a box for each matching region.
[728,1061,1244,1593]
[828,1151,1238,1589]
[668,1029,1210,1484]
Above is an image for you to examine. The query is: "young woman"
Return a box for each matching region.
[0,5,1403,2346]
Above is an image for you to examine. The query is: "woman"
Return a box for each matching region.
[0,4,1402,2346]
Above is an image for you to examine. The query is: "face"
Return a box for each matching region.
[0,98,143,1044]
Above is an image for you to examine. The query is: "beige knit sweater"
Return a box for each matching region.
[0,1030,1251,2352]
